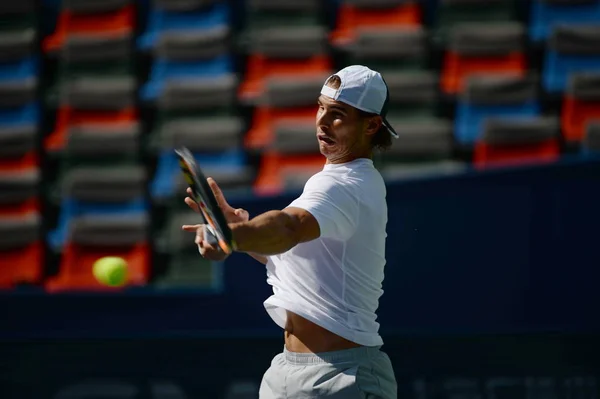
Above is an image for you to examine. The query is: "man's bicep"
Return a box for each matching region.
[283,207,321,243]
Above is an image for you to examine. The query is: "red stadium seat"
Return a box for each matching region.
[330,2,421,46]
[474,118,560,169]
[0,242,43,289]
[441,23,527,95]
[43,5,135,52]
[44,107,137,152]
[239,26,331,102]
[45,242,150,293]
[240,56,331,102]
[0,152,38,173]
[562,73,600,145]
[0,214,43,289]
[254,152,324,196]
[245,106,317,150]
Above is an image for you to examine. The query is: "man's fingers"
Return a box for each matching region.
[235,208,249,221]
[182,224,202,232]
[184,197,200,212]
[207,177,233,211]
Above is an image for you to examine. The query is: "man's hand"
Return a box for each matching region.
[182,177,248,262]
[181,224,229,261]
[184,177,249,223]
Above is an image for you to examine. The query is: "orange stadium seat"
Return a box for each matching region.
[44,107,137,152]
[330,1,421,46]
[43,5,135,52]
[239,26,331,102]
[562,73,600,145]
[45,242,150,292]
[254,152,324,196]
[45,215,150,292]
[245,106,317,150]
[441,23,527,95]
[474,117,560,169]
[0,214,43,289]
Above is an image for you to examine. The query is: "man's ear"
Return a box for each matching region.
[365,116,383,137]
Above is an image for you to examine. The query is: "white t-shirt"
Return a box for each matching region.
[263,158,388,347]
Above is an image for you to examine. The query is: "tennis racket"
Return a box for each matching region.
[175,147,236,254]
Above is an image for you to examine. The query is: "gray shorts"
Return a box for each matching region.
[259,346,397,398]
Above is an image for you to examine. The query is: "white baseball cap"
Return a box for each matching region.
[320,65,398,138]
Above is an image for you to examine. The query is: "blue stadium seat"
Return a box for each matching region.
[0,102,39,126]
[151,149,247,200]
[543,26,600,94]
[0,57,38,82]
[530,0,600,43]
[49,197,148,250]
[137,2,229,51]
[455,75,540,146]
[140,55,233,102]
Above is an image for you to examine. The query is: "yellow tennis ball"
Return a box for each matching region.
[93,256,128,287]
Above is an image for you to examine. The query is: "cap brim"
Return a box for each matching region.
[382,117,399,138]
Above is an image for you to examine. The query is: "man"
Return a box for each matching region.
[183,65,398,398]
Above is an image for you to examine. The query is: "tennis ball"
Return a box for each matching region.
[93,256,128,287]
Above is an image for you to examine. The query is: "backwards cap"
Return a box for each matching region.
[320,65,398,138]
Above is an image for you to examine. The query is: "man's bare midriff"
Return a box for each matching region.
[284,310,362,353]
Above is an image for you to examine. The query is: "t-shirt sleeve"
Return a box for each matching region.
[287,173,359,240]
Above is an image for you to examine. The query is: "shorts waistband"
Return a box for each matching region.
[284,346,382,366]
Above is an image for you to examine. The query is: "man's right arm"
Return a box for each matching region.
[247,253,268,265]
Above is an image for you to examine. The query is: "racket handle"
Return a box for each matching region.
[203,224,219,247]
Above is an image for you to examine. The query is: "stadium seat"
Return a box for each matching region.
[49,164,147,249]
[530,0,600,43]
[0,169,39,217]
[45,107,137,152]
[384,118,454,163]
[245,74,324,150]
[0,125,37,185]
[563,72,600,145]
[582,122,600,155]
[57,31,133,72]
[246,107,317,151]
[543,25,600,94]
[154,212,221,290]
[0,1,37,33]
[0,28,36,63]
[57,76,135,110]
[138,1,229,51]
[385,71,439,118]
[45,214,150,292]
[0,213,43,289]
[0,1,36,16]
[455,74,540,146]
[433,0,518,44]
[151,148,251,202]
[441,22,527,95]
[330,0,422,46]
[239,26,331,103]
[43,5,135,53]
[342,27,428,73]
[140,55,233,102]
[0,56,38,83]
[379,118,465,180]
[474,117,560,169]
[244,0,322,30]
[254,152,324,196]
[151,24,230,60]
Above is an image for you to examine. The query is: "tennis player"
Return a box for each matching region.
[183,65,398,398]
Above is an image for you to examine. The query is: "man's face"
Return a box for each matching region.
[316,95,378,164]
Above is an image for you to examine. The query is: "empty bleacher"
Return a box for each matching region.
[1,0,599,292]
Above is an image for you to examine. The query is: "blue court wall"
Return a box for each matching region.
[2,157,600,339]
